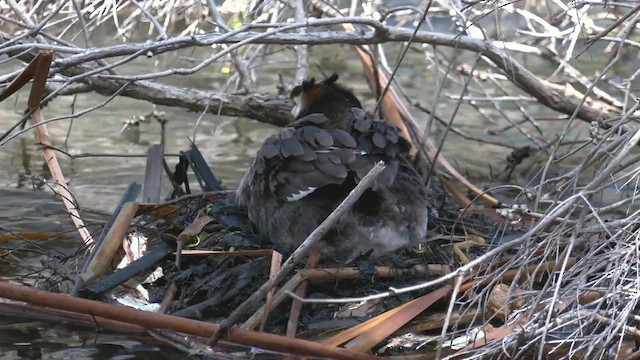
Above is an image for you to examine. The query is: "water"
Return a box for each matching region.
[0,325,183,360]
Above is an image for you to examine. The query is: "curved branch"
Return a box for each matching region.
[1,17,620,126]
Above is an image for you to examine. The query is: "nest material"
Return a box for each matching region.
[9,125,640,359]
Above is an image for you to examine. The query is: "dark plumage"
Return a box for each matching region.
[235,74,428,262]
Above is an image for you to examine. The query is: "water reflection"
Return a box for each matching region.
[0,324,183,359]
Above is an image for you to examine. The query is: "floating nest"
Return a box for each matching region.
[4,131,640,359]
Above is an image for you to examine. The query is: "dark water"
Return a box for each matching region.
[0,324,184,359]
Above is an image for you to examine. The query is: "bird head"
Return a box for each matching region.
[290,73,362,120]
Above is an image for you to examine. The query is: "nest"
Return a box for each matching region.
[4,126,640,359]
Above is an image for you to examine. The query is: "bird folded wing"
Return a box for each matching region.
[347,108,410,189]
[258,114,358,202]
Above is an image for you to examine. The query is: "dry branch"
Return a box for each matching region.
[81,202,138,283]
[0,51,94,246]
[0,282,380,360]
[0,17,621,128]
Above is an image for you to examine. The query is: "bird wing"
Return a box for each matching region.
[236,109,412,206]
[347,108,411,189]
[248,113,359,202]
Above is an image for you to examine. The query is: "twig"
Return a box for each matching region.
[583,2,640,47]
[6,51,95,246]
[286,252,320,337]
[206,0,252,92]
[37,144,182,159]
[129,0,168,40]
[291,0,308,84]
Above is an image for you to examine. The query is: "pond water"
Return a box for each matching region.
[0,3,625,358]
[0,323,184,359]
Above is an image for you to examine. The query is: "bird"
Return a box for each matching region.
[234,73,428,262]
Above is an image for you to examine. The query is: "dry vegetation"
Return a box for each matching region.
[2,0,640,359]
